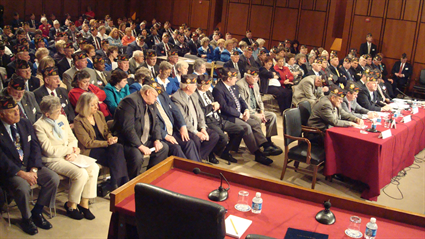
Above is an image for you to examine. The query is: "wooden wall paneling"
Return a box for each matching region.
[138,0,155,22]
[316,0,329,12]
[25,0,43,19]
[276,0,287,7]
[96,0,114,20]
[422,1,425,22]
[302,0,314,10]
[190,0,210,30]
[154,0,173,23]
[414,23,425,63]
[288,0,300,9]
[263,0,274,6]
[249,5,273,39]
[340,0,356,57]
[44,0,63,18]
[349,16,382,53]
[64,0,81,19]
[229,0,239,2]
[3,0,26,23]
[387,0,403,19]
[355,0,369,16]
[383,57,398,76]
[240,0,250,3]
[81,0,97,17]
[111,0,127,20]
[226,3,249,35]
[403,0,421,21]
[381,19,416,59]
[297,10,326,47]
[272,7,298,41]
[252,0,262,5]
[370,0,386,17]
[172,0,190,26]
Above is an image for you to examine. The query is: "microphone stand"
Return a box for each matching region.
[208,173,230,202]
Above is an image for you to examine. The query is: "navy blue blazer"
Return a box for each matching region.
[212,80,248,123]
[0,118,43,180]
[156,92,186,138]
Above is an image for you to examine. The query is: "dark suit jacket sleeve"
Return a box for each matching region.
[166,96,186,129]
[25,120,44,170]
[359,43,366,56]
[212,85,241,119]
[116,98,143,147]
[357,91,381,111]
[0,148,22,178]
[391,61,400,75]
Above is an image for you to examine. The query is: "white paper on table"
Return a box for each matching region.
[69,154,97,168]
[225,215,252,239]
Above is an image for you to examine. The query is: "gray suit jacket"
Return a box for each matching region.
[236,77,264,114]
[308,96,357,131]
[95,70,111,90]
[341,97,369,118]
[62,66,99,91]
[0,88,41,124]
[292,75,324,107]
[129,57,141,74]
[171,89,206,134]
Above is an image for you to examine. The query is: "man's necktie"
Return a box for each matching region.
[203,93,219,120]
[151,67,156,78]
[18,104,27,119]
[172,67,176,78]
[141,106,150,144]
[367,43,371,54]
[229,87,241,112]
[155,101,173,135]
[335,67,340,77]
[398,63,404,75]
[95,38,100,50]
[248,84,254,89]
[11,125,24,161]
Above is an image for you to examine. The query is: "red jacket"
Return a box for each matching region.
[38,24,51,38]
[274,65,294,85]
[68,84,111,117]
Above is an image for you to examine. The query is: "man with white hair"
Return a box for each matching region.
[48,20,61,40]
[129,50,144,74]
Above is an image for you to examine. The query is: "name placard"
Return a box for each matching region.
[412,107,419,114]
[379,129,392,139]
[402,115,411,123]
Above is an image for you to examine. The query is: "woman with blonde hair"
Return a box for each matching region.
[107,28,123,48]
[220,39,234,62]
[197,37,214,62]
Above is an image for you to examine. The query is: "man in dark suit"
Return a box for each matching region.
[56,42,74,78]
[174,34,191,57]
[33,67,75,124]
[0,96,59,235]
[391,53,413,93]
[195,75,242,163]
[241,30,256,46]
[15,60,40,91]
[0,75,41,124]
[372,55,395,98]
[328,52,347,87]
[7,45,35,80]
[112,84,169,179]
[223,51,246,79]
[48,20,62,41]
[0,42,12,69]
[359,33,377,58]
[212,68,279,166]
[93,56,110,89]
[239,46,256,69]
[96,39,109,59]
[11,12,24,34]
[339,57,355,82]
[125,36,148,58]
[150,80,200,162]
[155,33,174,57]
[304,57,324,77]
[141,49,159,78]
[357,73,392,112]
[147,28,161,48]
[27,13,39,30]
[187,33,200,55]
[88,27,102,50]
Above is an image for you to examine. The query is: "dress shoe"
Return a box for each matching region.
[255,154,274,165]
[220,152,237,163]
[263,145,283,156]
[20,218,38,235]
[64,202,83,220]
[208,154,219,164]
[77,204,95,220]
[31,212,52,229]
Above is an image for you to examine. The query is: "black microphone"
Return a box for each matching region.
[192,168,230,202]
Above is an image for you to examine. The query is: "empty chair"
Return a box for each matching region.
[281,108,325,189]
[298,100,311,127]
[135,183,227,239]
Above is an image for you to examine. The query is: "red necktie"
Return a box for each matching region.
[398,63,404,75]
[172,68,176,78]
[247,59,251,66]
[18,106,27,119]
[248,84,254,89]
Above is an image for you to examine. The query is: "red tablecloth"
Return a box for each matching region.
[115,169,425,238]
[325,108,425,201]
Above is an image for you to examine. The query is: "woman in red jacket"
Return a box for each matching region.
[68,70,112,121]
[274,56,294,88]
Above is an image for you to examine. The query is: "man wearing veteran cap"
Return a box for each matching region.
[116,54,135,85]
[0,74,41,124]
[195,74,244,164]
[57,42,74,77]
[213,68,278,165]
[0,96,59,235]
[308,85,363,132]
[237,66,280,149]
[15,59,40,91]
[141,49,159,78]
[34,67,75,125]
[342,82,378,119]
[129,50,144,74]
[7,45,33,79]
[171,74,220,162]
[357,71,392,112]
[63,51,98,91]
[112,83,169,179]
[305,56,324,77]
[224,50,245,79]
[328,51,348,87]
[292,74,327,107]
[126,35,148,58]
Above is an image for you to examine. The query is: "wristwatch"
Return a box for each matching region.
[31,168,38,173]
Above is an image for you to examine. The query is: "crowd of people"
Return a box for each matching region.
[0,10,414,236]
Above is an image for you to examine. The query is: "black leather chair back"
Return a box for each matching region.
[135,183,227,239]
[298,101,311,126]
[420,69,425,85]
[283,108,302,146]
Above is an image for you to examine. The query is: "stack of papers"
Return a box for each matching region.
[70,155,97,168]
[225,215,252,238]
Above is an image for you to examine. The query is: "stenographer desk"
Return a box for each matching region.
[108,157,425,239]
[325,108,425,201]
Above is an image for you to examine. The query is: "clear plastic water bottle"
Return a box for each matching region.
[251,192,263,214]
[365,217,378,239]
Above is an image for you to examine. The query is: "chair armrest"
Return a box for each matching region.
[302,126,324,136]
[284,134,312,163]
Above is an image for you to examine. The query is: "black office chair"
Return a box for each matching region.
[298,100,311,127]
[280,108,325,189]
[409,69,425,98]
[135,183,227,239]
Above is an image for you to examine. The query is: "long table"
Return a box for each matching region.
[108,157,425,239]
[324,108,425,200]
